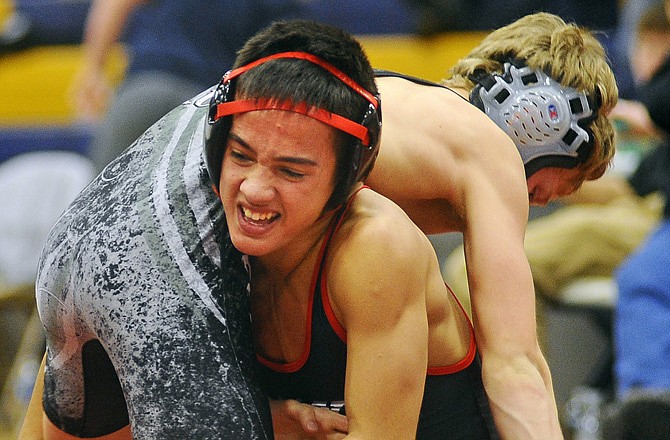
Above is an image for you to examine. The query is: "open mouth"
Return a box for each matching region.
[241,206,279,224]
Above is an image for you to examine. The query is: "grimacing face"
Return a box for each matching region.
[219,109,339,258]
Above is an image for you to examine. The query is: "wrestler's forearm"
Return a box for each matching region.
[481,351,563,439]
[471,264,563,439]
[17,353,46,440]
[463,202,562,438]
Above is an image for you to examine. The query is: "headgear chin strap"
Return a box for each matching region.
[469,60,596,177]
[203,51,381,200]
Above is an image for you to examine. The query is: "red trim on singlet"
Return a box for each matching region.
[254,233,326,373]
[254,188,364,372]
[319,186,365,343]
[321,278,348,343]
[256,187,477,376]
[321,189,478,374]
[427,284,477,375]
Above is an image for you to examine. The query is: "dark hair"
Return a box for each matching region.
[205,20,380,210]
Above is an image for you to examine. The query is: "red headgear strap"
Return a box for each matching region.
[224,51,379,108]
[212,51,378,146]
[214,98,371,145]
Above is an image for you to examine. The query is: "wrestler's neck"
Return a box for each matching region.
[250,212,334,282]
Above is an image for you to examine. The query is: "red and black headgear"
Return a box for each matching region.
[204,51,381,209]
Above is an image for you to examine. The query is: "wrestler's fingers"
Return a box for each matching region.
[311,405,348,436]
[269,399,348,439]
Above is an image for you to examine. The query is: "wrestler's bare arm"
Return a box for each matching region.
[75,0,148,120]
[458,152,562,439]
[370,78,563,438]
[368,78,472,233]
[329,198,430,439]
[17,354,45,440]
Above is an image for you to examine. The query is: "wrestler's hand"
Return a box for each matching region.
[269,399,348,440]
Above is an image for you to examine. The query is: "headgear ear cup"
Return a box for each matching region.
[469,61,598,177]
[203,51,381,207]
[354,100,382,180]
[203,79,235,189]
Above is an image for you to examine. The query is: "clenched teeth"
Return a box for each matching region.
[243,207,277,221]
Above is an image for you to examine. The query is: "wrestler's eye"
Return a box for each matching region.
[229,149,253,164]
[279,168,305,179]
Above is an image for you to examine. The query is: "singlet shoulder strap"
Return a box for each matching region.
[374,69,445,88]
[374,69,470,103]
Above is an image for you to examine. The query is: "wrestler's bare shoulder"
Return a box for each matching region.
[376,76,511,164]
[369,76,522,234]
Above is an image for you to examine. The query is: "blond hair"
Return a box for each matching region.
[443,12,618,180]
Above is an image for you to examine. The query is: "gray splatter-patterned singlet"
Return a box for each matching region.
[36,89,273,439]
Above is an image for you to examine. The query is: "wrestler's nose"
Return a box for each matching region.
[239,167,275,203]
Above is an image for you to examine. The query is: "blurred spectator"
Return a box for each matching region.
[610,0,670,405]
[0,0,90,54]
[403,0,617,35]
[73,0,420,172]
[606,0,661,100]
[443,1,669,322]
[74,0,305,171]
